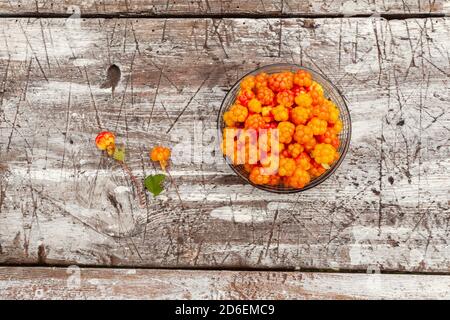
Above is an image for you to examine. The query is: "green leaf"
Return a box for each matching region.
[144,174,166,197]
[113,145,125,162]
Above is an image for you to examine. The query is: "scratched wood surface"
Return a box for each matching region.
[0,17,449,274]
[0,0,448,16]
[1,267,449,299]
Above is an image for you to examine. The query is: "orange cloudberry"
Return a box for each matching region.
[278,121,295,144]
[268,72,294,92]
[223,111,236,127]
[261,106,272,117]
[309,89,324,106]
[240,75,256,90]
[294,152,312,171]
[272,105,289,122]
[95,131,115,156]
[256,86,275,106]
[310,81,323,95]
[287,143,304,158]
[278,158,296,177]
[294,92,312,108]
[286,167,311,188]
[309,160,326,178]
[248,98,262,113]
[255,72,269,89]
[228,104,249,123]
[330,119,343,134]
[293,69,312,87]
[249,166,270,185]
[245,114,266,130]
[276,90,295,107]
[311,104,330,122]
[311,143,336,165]
[293,125,314,144]
[303,136,317,152]
[291,106,311,125]
[150,146,171,170]
[307,117,328,135]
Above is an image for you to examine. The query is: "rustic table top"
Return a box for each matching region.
[0,0,449,299]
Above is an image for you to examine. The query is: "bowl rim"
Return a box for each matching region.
[217,63,352,193]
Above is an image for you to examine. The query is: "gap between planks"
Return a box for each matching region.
[0,12,447,19]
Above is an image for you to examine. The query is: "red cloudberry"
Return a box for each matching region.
[268,72,294,92]
[237,88,255,107]
[317,129,340,149]
[95,131,115,156]
[309,160,326,178]
[307,117,328,135]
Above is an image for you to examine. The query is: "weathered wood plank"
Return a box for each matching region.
[0,267,449,299]
[0,17,449,272]
[0,0,448,16]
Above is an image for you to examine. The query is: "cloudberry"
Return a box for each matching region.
[261,106,272,117]
[272,105,289,122]
[223,111,236,127]
[309,89,324,106]
[245,114,266,130]
[287,143,304,158]
[278,158,296,177]
[310,81,323,95]
[330,119,343,134]
[303,136,317,152]
[293,70,312,87]
[294,92,312,108]
[256,86,275,106]
[278,121,295,144]
[309,160,326,178]
[95,131,115,156]
[293,125,314,144]
[311,104,330,122]
[240,75,256,90]
[237,88,255,107]
[276,90,295,107]
[292,85,307,96]
[328,102,340,124]
[150,146,171,170]
[291,106,311,125]
[267,174,281,186]
[317,129,340,149]
[255,72,269,89]
[229,104,249,122]
[249,166,270,185]
[311,143,336,165]
[307,117,328,135]
[294,152,312,171]
[286,167,311,188]
[268,72,294,92]
[248,98,262,113]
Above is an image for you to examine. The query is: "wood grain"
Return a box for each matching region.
[0,0,448,16]
[0,267,449,299]
[0,17,449,273]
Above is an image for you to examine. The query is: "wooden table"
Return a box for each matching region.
[0,0,449,300]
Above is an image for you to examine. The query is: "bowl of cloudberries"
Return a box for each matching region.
[218,63,351,193]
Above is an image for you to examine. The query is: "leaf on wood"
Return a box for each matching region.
[100,64,121,95]
[113,145,125,162]
[144,174,166,197]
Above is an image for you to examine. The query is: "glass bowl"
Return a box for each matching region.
[217,63,351,193]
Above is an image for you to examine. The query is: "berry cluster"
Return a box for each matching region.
[221,69,343,189]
